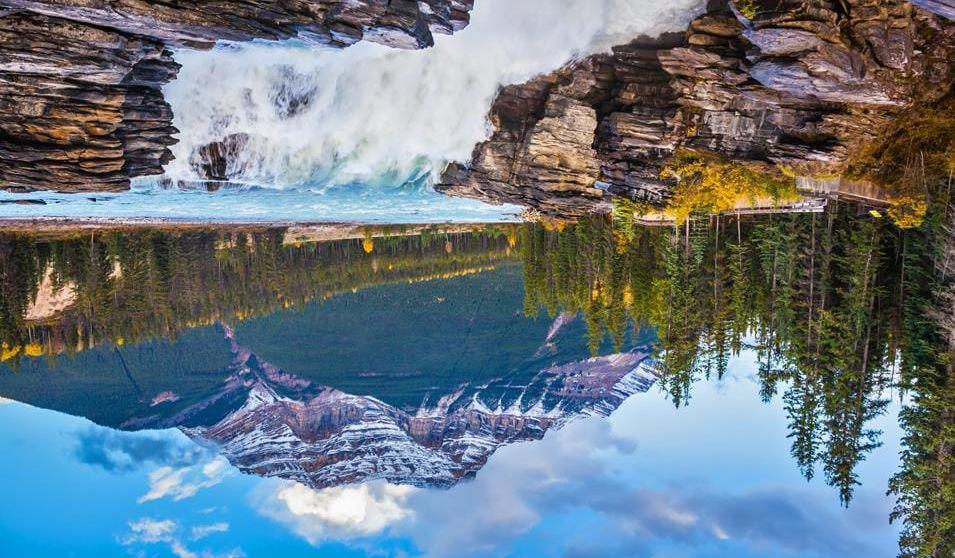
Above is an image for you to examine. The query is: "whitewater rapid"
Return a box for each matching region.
[162,0,706,189]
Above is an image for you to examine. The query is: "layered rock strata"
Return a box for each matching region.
[438,0,955,216]
[0,0,473,192]
[0,0,473,49]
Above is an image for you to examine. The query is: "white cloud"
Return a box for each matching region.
[0,397,13,405]
[398,418,625,557]
[253,419,624,556]
[170,540,197,558]
[122,517,243,558]
[253,480,415,544]
[139,457,233,504]
[191,522,230,541]
[123,518,178,544]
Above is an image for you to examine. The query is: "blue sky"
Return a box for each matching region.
[0,349,903,558]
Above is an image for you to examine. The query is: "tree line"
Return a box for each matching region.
[0,225,519,363]
[521,202,953,558]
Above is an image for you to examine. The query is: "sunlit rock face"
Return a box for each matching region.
[160,327,658,489]
[0,0,473,192]
[439,71,615,216]
[0,13,180,192]
[23,267,75,321]
[438,0,955,216]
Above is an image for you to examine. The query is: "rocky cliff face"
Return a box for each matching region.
[0,12,180,191]
[0,0,473,192]
[1,0,473,49]
[135,325,658,489]
[438,0,955,216]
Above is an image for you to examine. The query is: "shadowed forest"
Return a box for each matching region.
[0,225,519,360]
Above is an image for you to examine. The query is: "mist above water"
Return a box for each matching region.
[163,0,704,189]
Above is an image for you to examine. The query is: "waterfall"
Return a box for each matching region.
[163,0,705,189]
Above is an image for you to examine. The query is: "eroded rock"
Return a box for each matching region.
[0,0,472,49]
[439,0,955,216]
[0,13,180,191]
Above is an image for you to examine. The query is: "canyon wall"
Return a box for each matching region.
[0,0,473,192]
[1,0,952,199]
[438,0,955,215]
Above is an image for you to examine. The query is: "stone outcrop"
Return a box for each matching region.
[438,0,955,216]
[0,13,180,191]
[189,133,252,182]
[0,0,474,192]
[1,0,473,49]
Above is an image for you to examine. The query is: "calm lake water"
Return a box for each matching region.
[0,207,948,558]
[0,180,521,224]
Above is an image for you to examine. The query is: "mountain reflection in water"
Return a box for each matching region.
[0,223,658,490]
[0,203,951,558]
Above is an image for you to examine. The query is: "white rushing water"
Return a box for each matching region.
[0,0,704,223]
[163,0,705,188]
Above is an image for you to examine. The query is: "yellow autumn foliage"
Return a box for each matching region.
[660,151,799,223]
[887,194,929,229]
[734,0,758,19]
[1,343,20,361]
[540,218,569,233]
[848,95,953,227]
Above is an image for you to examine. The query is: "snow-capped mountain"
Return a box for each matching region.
[160,325,659,489]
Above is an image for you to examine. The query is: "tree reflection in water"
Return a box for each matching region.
[521,203,953,558]
[0,224,519,361]
[0,205,951,558]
